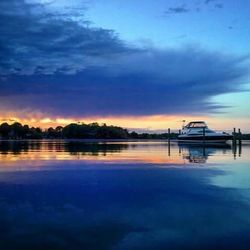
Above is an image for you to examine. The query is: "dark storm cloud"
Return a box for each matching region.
[0,47,248,117]
[0,0,249,117]
[0,0,130,75]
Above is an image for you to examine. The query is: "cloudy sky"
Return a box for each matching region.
[0,0,249,131]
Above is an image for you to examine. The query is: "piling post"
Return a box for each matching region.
[168,128,170,140]
[232,128,236,145]
[202,145,206,157]
[238,128,242,146]
[232,128,237,159]
[239,136,242,157]
[168,128,171,156]
[232,140,237,159]
[168,141,171,156]
[202,127,205,144]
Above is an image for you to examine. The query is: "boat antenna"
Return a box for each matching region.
[182,120,186,129]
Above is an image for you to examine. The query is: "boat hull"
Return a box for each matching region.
[178,135,232,143]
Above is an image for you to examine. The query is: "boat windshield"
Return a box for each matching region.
[186,122,207,128]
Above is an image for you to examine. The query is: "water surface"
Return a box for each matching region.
[0,140,249,249]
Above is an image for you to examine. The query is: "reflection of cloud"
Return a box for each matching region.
[0,202,134,250]
[1,168,250,249]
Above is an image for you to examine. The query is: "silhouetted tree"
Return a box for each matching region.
[0,121,182,140]
[0,123,11,138]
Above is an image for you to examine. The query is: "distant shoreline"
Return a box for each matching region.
[1,138,250,142]
[1,121,250,140]
[0,122,177,140]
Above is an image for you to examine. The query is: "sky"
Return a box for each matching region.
[0,0,250,132]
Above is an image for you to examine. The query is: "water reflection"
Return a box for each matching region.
[0,140,128,155]
[0,140,250,249]
[0,140,248,170]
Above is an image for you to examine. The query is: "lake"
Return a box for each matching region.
[0,140,250,249]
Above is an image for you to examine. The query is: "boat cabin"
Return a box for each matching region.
[181,121,215,135]
[184,121,207,128]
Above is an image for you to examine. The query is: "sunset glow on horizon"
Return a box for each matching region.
[1,114,249,133]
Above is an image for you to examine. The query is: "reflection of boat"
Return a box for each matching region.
[178,142,231,163]
[178,121,232,143]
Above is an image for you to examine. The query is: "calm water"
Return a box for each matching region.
[0,140,250,249]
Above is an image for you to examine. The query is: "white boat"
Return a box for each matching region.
[178,121,232,143]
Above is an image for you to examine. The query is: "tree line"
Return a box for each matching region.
[0,122,178,140]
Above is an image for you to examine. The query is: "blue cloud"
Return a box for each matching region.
[165,4,189,15]
[0,0,249,117]
[0,47,248,117]
[0,0,131,75]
